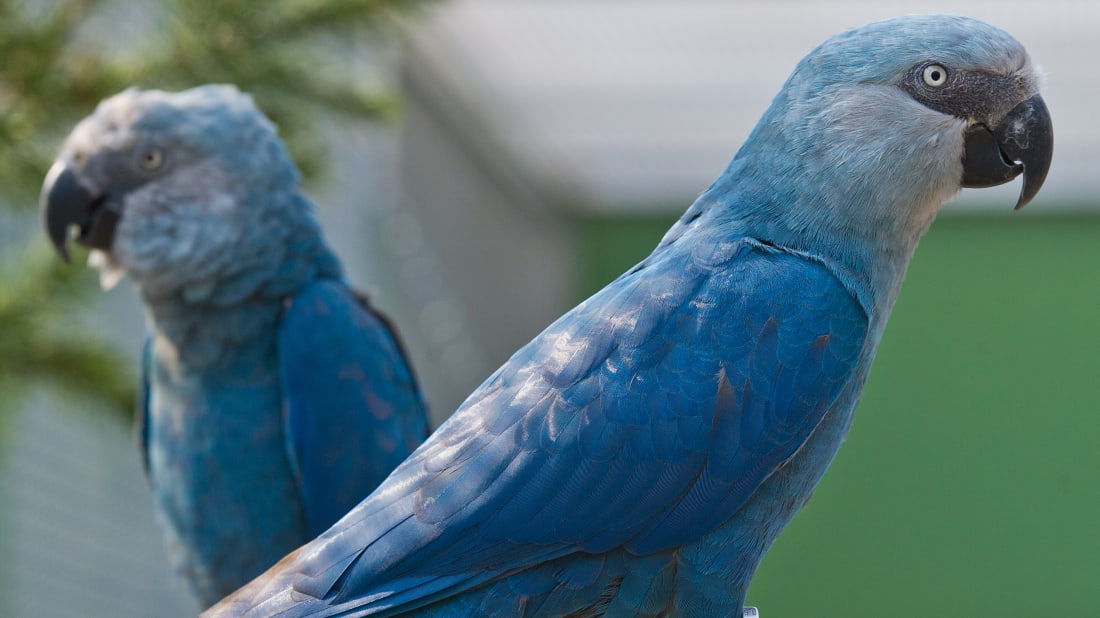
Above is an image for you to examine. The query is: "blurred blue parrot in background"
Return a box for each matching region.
[208,14,1051,617]
[41,85,431,608]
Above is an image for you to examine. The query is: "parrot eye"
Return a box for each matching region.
[139,148,164,171]
[921,64,949,87]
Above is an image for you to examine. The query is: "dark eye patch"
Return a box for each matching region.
[899,65,1006,121]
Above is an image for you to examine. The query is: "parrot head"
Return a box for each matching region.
[41,85,304,292]
[811,14,1051,209]
[718,15,1053,257]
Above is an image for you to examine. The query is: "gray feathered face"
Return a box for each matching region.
[42,85,300,293]
[734,14,1054,249]
[812,15,1052,210]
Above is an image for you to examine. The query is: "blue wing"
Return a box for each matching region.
[278,280,430,537]
[216,238,868,617]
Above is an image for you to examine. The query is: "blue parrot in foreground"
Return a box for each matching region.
[40,85,431,607]
[206,15,1052,617]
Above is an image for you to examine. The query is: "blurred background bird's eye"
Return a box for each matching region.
[139,149,163,170]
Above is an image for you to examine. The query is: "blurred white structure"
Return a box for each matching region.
[402,0,1093,212]
[0,392,198,617]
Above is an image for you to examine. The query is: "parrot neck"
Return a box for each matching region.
[695,87,965,320]
[139,220,344,371]
[697,170,931,321]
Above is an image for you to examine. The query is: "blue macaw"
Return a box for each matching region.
[206,15,1052,617]
[41,86,431,608]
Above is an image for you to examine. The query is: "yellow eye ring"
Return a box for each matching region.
[140,148,164,170]
[922,64,948,87]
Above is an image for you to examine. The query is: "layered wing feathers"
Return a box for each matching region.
[215,238,868,617]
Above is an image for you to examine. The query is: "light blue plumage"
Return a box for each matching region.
[41,86,430,607]
[205,15,1052,617]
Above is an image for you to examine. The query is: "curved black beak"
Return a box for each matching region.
[41,162,119,262]
[961,94,1053,210]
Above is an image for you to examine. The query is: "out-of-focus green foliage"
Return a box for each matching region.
[0,247,134,417]
[0,0,425,422]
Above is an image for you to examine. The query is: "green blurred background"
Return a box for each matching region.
[1,1,1096,616]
